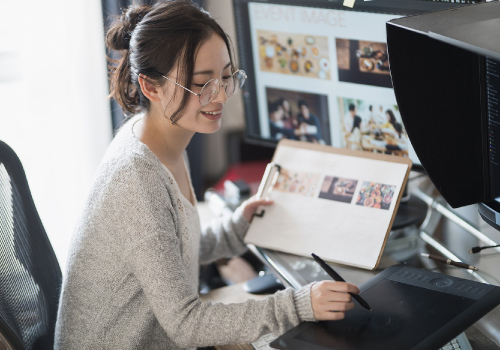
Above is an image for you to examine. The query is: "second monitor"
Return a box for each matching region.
[233,0,474,170]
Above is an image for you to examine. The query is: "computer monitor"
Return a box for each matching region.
[232,0,469,170]
[386,1,500,228]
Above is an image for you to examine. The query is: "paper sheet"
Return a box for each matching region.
[343,0,356,8]
[244,145,409,270]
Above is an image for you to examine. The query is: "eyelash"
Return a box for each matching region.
[193,76,232,88]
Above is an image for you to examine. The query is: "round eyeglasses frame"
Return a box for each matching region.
[154,69,247,106]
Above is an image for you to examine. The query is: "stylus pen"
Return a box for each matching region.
[311,253,372,311]
[421,253,479,271]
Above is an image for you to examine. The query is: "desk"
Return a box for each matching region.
[246,178,500,349]
[200,282,269,305]
[200,176,500,349]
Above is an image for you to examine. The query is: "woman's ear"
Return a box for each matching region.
[138,74,162,102]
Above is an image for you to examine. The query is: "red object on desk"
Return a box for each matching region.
[213,160,270,194]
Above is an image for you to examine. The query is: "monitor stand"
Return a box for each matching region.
[392,194,428,230]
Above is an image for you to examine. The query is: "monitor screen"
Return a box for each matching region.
[233,0,468,169]
[486,56,500,199]
[485,55,500,222]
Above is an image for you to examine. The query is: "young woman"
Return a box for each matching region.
[54,2,360,349]
[348,115,363,151]
[381,109,397,131]
[279,98,297,131]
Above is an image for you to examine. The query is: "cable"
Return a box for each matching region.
[469,245,500,254]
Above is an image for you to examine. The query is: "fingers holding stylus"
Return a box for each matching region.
[310,281,360,321]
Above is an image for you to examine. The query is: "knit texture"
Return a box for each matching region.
[54,115,315,350]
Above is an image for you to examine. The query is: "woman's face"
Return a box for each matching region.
[283,100,290,112]
[300,104,309,118]
[271,109,283,123]
[162,34,232,134]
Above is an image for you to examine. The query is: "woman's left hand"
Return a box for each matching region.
[240,196,274,223]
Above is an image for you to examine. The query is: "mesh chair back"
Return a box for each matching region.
[0,141,62,350]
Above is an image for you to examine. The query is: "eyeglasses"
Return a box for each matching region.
[155,69,247,106]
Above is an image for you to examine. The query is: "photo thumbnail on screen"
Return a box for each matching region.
[336,38,391,88]
[267,87,331,145]
[338,97,409,156]
[257,30,331,80]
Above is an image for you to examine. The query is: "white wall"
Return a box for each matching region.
[0,0,112,271]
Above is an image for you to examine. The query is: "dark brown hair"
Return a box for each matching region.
[106,0,235,123]
[385,109,396,125]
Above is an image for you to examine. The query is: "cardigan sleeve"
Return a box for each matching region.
[119,159,315,348]
[198,206,250,264]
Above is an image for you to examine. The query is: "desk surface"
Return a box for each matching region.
[200,282,269,305]
[249,234,500,349]
[199,178,500,349]
[243,176,500,348]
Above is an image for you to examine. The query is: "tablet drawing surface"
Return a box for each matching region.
[271,265,500,350]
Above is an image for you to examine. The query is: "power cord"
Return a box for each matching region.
[469,245,500,254]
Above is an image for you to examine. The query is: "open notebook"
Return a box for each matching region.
[244,139,412,270]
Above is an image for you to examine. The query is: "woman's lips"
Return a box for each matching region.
[201,110,222,120]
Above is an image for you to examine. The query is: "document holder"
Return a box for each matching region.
[245,139,412,270]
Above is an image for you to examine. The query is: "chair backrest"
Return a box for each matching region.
[0,141,62,350]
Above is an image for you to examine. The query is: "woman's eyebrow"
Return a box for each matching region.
[193,62,232,76]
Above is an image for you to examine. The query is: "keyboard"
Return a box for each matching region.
[439,332,473,350]
[251,333,277,350]
[251,331,473,350]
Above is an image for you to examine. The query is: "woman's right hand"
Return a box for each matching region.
[310,281,360,321]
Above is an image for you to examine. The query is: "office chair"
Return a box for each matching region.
[0,141,62,350]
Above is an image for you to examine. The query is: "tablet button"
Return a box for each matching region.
[429,277,454,287]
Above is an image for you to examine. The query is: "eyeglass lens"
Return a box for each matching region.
[199,70,246,106]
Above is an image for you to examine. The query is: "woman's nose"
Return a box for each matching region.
[211,80,228,104]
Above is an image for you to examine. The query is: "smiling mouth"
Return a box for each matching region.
[201,110,222,120]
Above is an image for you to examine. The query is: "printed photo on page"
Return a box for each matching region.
[356,181,396,210]
[274,169,321,197]
[318,176,358,203]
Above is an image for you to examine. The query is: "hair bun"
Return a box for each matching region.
[106,5,152,51]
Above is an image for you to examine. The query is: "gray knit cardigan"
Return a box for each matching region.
[54,116,315,350]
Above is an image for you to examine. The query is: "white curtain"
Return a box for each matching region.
[0,0,112,272]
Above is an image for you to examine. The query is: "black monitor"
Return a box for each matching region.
[386,1,500,229]
[232,0,470,170]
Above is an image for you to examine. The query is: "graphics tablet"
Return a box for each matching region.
[271,265,500,350]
